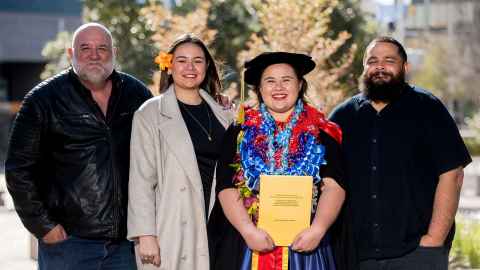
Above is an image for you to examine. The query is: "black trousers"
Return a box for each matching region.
[358,246,449,270]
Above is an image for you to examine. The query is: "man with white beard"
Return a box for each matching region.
[5,23,152,270]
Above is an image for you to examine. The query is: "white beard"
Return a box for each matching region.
[72,56,115,85]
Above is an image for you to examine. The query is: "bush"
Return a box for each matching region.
[451,218,480,269]
[465,138,480,156]
[465,110,480,156]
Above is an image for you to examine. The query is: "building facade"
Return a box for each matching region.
[0,0,82,167]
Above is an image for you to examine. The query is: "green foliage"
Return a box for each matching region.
[465,110,480,156]
[140,0,217,93]
[328,0,376,94]
[83,0,156,84]
[466,111,480,143]
[41,1,156,84]
[451,218,480,268]
[163,0,256,83]
[411,39,480,123]
[465,138,480,157]
[207,0,257,82]
[237,0,360,111]
[171,0,198,15]
[42,0,372,97]
[40,32,72,80]
[162,0,372,102]
[411,45,449,100]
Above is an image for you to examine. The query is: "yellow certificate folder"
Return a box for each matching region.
[257,175,313,246]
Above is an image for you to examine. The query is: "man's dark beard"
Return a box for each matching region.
[361,70,407,102]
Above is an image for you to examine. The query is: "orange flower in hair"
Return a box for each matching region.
[155,52,173,71]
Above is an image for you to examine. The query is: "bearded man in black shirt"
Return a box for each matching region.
[329,36,471,270]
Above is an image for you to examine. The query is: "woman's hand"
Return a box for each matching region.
[291,226,325,253]
[243,227,276,253]
[138,235,161,267]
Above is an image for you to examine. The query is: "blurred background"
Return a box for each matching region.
[0,0,479,269]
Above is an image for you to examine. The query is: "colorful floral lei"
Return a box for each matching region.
[230,100,342,223]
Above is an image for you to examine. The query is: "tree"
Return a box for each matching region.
[140,0,217,94]
[40,32,73,80]
[206,0,257,82]
[41,0,372,105]
[466,111,480,144]
[83,0,156,84]
[168,0,372,102]
[412,42,475,123]
[237,0,357,112]
[412,38,480,122]
[329,0,376,94]
[148,0,256,85]
[411,44,450,100]
[412,1,480,123]
[41,0,156,84]
[141,0,216,51]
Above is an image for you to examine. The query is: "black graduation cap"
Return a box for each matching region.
[243,52,316,86]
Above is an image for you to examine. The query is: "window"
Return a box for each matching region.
[0,78,7,101]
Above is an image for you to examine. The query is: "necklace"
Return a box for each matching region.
[179,100,213,141]
[239,101,326,190]
[260,100,303,172]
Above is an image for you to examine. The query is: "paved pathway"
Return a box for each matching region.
[0,209,36,270]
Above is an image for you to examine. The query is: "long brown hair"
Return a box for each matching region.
[159,34,222,98]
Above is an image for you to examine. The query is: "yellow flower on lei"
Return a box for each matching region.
[155,52,173,71]
[236,104,245,125]
[247,201,258,216]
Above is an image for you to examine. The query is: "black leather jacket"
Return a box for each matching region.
[5,69,152,239]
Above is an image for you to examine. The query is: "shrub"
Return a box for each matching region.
[451,218,480,268]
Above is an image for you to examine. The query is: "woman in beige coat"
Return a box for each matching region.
[127,34,232,270]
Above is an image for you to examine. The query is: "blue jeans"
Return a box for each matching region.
[38,236,137,270]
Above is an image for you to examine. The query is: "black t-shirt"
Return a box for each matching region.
[178,100,226,219]
[329,85,472,260]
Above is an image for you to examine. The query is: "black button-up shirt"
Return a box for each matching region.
[329,85,471,260]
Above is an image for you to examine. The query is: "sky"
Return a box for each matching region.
[375,0,412,4]
[375,0,394,4]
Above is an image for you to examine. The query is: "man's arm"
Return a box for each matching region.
[420,167,463,246]
[5,94,57,239]
[420,95,471,247]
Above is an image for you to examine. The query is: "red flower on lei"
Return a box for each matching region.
[243,103,342,150]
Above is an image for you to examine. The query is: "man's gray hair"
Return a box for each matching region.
[71,22,114,48]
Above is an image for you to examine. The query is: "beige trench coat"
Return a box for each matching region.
[127,86,233,270]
